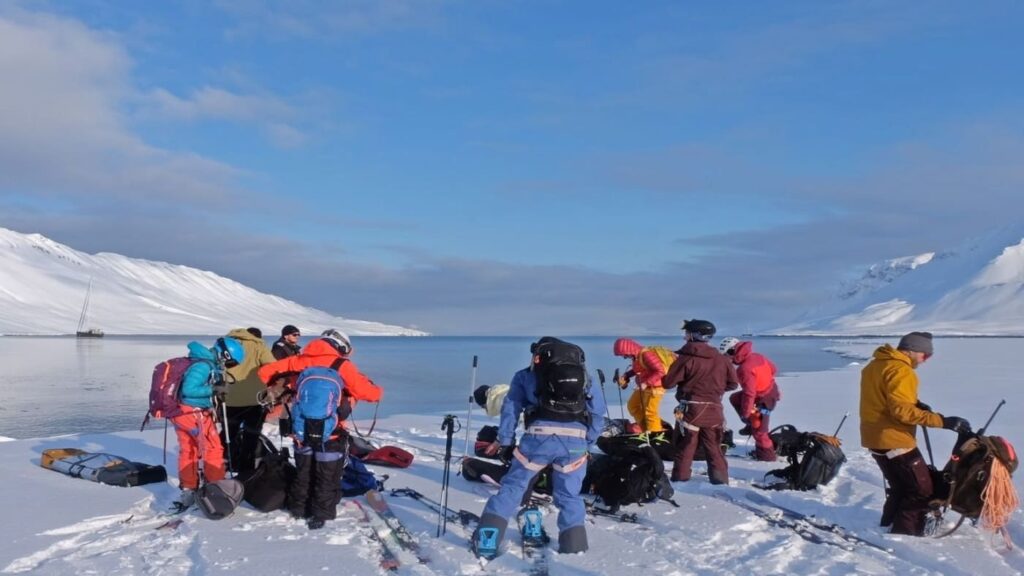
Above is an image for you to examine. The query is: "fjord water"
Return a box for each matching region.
[0,335,845,439]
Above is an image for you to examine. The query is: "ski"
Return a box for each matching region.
[389,487,481,528]
[364,489,432,564]
[517,506,551,576]
[347,500,402,571]
[744,491,894,554]
[712,491,853,551]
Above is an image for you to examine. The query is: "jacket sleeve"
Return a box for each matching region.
[586,374,607,445]
[258,355,303,385]
[725,361,739,392]
[736,362,757,416]
[662,356,685,390]
[498,369,529,446]
[338,361,382,403]
[181,361,215,402]
[883,366,944,428]
[638,349,667,387]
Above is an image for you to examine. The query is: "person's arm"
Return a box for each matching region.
[736,362,757,417]
[498,370,528,446]
[724,361,739,392]
[883,367,943,428]
[339,361,382,403]
[586,374,607,444]
[180,361,215,404]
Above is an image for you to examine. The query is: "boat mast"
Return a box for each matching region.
[77,278,92,332]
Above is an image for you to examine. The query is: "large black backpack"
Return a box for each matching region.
[586,445,675,511]
[236,435,296,512]
[934,434,1018,536]
[760,431,845,491]
[528,337,590,425]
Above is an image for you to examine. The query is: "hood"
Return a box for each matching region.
[301,338,343,358]
[872,344,911,366]
[187,341,216,361]
[679,341,715,359]
[613,338,643,357]
[732,341,754,363]
[227,328,263,344]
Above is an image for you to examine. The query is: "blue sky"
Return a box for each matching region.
[2,1,1023,335]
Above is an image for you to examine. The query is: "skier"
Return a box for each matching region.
[860,331,970,535]
[719,338,781,461]
[258,329,382,530]
[663,319,738,485]
[474,383,510,418]
[612,338,676,433]
[221,327,277,474]
[171,337,245,509]
[472,337,606,559]
[272,324,302,360]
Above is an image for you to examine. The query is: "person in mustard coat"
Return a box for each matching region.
[859,331,970,535]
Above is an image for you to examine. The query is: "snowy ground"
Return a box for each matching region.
[1,338,1021,575]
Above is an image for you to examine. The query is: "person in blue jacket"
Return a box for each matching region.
[171,337,244,509]
[472,337,606,559]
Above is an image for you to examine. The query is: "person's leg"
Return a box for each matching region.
[703,426,729,485]
[671,422,700,482]
[752,409,776,461]
[642,389,664,432]
[887,449,934,536]
[550,438,589,553]
[199,411,225,483]
[171,413,200,490]
[236,405,266,473]
[310,449,345,525]
[871,452,900,528]
[288,446,313,519]
[626,390,643,429]
[475,435,553,558]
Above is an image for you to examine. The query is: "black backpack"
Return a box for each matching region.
[236,435,296,513]
[769,424,803,458]
[586,445,675,511]
[935,434,1018,529]
[761,431,846,491]
[528,337,590,425]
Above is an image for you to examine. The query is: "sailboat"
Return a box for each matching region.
[76,278,104,338]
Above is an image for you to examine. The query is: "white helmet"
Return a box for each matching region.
[320,329,352,355]
[719,337,740,356]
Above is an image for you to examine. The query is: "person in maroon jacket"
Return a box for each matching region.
[663,319,738,484]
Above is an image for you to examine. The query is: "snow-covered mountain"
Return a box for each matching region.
[0,228,426,336]
[775,224,1024,335]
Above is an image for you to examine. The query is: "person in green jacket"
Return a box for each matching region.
[222,327,277,474]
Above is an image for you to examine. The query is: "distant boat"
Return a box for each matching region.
[76,279,104,338]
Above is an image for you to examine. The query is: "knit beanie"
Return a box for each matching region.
[897,331,934,355]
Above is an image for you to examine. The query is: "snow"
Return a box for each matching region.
[1,338,1021,575]
[776,224,1024,335]
[0,228,426,336]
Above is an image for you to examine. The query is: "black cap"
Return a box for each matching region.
[281,324,300,336]
[246,327,263,338]
[473,385,490,408]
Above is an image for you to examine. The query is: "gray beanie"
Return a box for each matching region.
[897,331,933,355]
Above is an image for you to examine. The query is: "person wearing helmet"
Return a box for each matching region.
[258,328,382,529]
[612,338,677,433]
[662,319,738,484]
[170,336,245,509]
[719,338,781,461]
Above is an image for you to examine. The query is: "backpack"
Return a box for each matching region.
[197,478,245,520]
[586,445,675,510]
[341,457,382,497]
[292,359,346,449]
[769,424,803,458]
[640,346,678,373]
[361,446,415,468]
[597,430,678,461]
[40,448,167,487]
[140,357,209,430]
[761,431,846,491]
[236,436,295,513]
[528,337,590,425]
[936,434,1018,533]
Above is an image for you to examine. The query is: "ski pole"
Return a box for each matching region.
[463,355,478,459]
[221,396,234,478]
[922,427,935,467]
[438,414,459,537]
[977,399,1006,436]
[596,369,612,423]
[832,412,849,437]
[613,368,625,420]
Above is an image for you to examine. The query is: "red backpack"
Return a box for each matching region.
[140,357,204,430]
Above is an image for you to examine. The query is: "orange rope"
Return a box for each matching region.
[979,457,1020,532]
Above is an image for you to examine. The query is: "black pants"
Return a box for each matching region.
[223,405,267,474]
[871,447,933,535]
[289,437,346,521]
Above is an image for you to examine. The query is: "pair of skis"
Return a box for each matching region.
[713,490,893,554]
[349,489,432,571]
[389,487,481,528]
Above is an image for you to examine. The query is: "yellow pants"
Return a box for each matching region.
[627,387,665,432]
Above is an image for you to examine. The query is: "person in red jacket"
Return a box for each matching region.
[663,319,738,485]
[612,338,675,433]
[719,338,781,461]
[258,329,382,529]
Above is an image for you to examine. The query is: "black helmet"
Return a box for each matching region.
[682,319,716,342]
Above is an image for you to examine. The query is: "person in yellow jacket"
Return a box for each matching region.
[859,331,970,536]
[222,327,278,474]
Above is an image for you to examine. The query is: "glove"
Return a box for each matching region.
[941,416,971,434]
[916,400,932,411]
[759,406,772,416]
[483,441,501,457]
[498,445,515,465]
[617,376,629,390]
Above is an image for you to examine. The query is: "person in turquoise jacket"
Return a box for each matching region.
[171,337,244,509]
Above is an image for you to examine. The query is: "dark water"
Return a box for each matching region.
[0,335,845,439]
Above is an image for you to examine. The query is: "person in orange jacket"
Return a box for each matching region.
[612,338,675,433]
[258,329,382,529]
[719,338,780,461]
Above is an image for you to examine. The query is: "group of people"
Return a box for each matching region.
[164,325,382,530]
[158,318,968,549]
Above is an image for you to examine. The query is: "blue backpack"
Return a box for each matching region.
[292,359,346,449]
[341,457,381,496]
